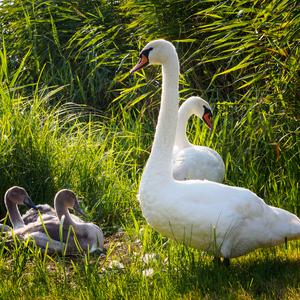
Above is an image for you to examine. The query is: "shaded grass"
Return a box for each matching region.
[0,87,145,225]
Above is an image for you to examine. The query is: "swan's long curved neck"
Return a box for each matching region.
[175,102,193,149]
[5,199,25,229]
[55,204,76,226]
[143,55,180,181]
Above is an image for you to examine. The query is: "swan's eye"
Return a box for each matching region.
[140,47,153,59]
[130,47,153,74]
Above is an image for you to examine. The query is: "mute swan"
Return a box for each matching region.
[4,186,37,229]
[131,39,300,260]
[10,189,104,255]
[173,96,225,181]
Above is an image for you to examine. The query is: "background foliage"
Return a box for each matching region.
[1,0,299,111]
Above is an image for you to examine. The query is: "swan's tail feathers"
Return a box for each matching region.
[277,208,300,240]
[287,217,300,240]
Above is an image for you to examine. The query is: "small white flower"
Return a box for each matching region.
[108,260,124,269]
[134,239,141,245]
[142,253,157,264]
[142,268,154,277]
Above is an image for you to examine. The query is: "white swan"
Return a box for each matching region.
[173,96,225,182]
[131,39,300,260]
[9,189,104,255]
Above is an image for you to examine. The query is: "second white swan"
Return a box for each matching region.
[173,96,225,182]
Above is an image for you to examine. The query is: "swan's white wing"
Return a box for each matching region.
[173,146,225,182]
[141,180,300,258]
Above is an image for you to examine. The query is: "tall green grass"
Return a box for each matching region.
[1,0,298,115]
[1,70,298,220]
[0,83,148,225]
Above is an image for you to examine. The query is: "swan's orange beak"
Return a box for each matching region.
[130,54,149,74]
[203,112,213,130]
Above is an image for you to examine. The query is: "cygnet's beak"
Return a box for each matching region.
[130,54,149,74]
[23,196,37,210]
[73,200,85,216]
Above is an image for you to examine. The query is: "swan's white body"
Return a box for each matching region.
[132,39,300,259]
[173,96,225,182]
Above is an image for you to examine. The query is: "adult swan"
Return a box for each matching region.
[131,39,300,261]
[173,96,225,182]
